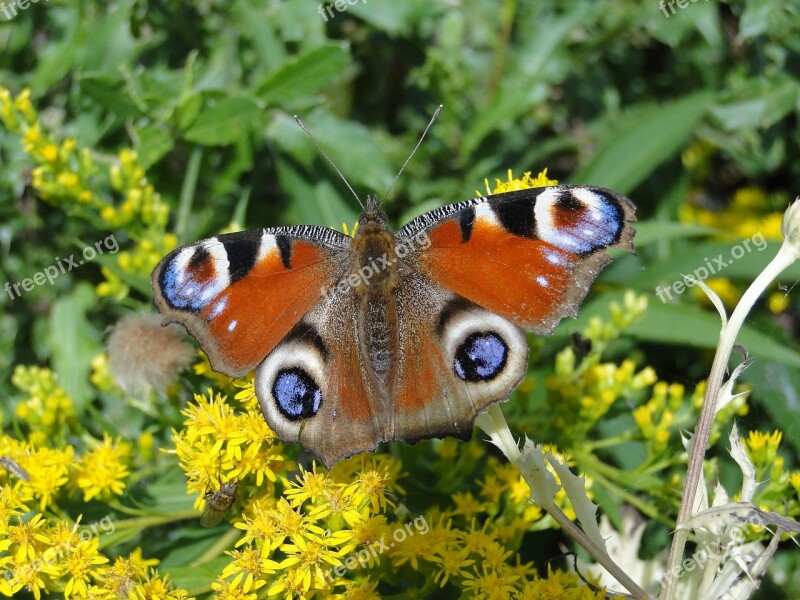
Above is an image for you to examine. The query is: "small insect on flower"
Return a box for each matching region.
[201,479,238,527]
[0,455,31,481]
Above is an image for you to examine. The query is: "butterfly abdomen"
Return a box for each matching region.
[351,216,402,382]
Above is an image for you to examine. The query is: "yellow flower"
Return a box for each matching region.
[343,515,392,558]
[0,484,31,523]
[277,533,343,595]
[451,491,486,520]
[132,569,191,599]
[11,365,76,435]
[285,465,336,509]
[62,534,109,599]
[479,474,505,503]
[768,290,790,313]
[461,565,518,600]
[517,566,613,599]
[94,548,158,598]
[386,522,430,571]
[486,168,558,195]
[74,433,131,501]
[6,512,50,562]
[218,547,270,594]
[789,471,800,496]
[430,545,474,587]
[341,576,381,600]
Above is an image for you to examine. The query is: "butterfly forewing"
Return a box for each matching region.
[396,185,635,333]
[152,227,351,376]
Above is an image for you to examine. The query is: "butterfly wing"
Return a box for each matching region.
[152,227,351,376]
[255,291,389,468]
[380,185,635,446]
[395,185,635,334]
[388,276,530,445]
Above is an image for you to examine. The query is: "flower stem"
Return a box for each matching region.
[476,404,649,599]
[661,238,798,599]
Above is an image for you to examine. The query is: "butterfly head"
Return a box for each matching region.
[358,195,389,232]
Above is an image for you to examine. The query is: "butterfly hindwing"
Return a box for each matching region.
[152,226,351,376]
[255,291,388,467]
[389,276,529,445]
[396,185,635,334]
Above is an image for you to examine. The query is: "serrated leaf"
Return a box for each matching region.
[79,74,142,119]
[270,110,394,195]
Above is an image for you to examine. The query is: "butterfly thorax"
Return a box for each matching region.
[351,198,401,381]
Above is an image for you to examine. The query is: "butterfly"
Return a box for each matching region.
[152,178,635,468]
[200,478,238,527]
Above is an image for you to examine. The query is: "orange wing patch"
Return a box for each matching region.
[154,235,343,377]
[422,219,576,332]
[203,252,334,374]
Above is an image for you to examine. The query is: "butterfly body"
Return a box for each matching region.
[153,185,635,468]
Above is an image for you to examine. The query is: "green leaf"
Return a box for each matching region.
[78,75,142,119]
[629,301,800,368]
[256,43,350,109]
[743,361,800,455]
[166,557,229,593]
[563,291,800,369]
[134,123,174,168]
[184,95,262,146]
[269,110,395,195]
[47,282,101,411]
[346,0,428,35]
[461,3,595,158]
[711,76,800,131]
[627,240,800,291]
[275,157,359,229]
[630,221,717,247]
[574,91,715,194]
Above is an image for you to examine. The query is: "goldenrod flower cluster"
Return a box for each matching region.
[0,426,190,598]
[2,87,796,599]
[0,86,176,301]
[11,366,76,438]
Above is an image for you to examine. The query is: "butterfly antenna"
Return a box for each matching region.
[382,104,443,204]
[294,115,363,209]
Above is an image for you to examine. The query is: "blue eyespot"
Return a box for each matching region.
[454,332,508,382]
[273,368,322,420]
